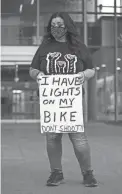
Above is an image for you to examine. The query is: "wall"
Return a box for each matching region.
[121,0,122,13]
[1,46,38,62]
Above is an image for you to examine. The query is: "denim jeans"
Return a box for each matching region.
[46,132,91,175]
[45,87,91,174]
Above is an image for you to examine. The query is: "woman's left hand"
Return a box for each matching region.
[77,72,85,84]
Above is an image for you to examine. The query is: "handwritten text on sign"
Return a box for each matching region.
[38,74,84,133]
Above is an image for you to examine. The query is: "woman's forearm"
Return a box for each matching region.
[83,68,95,81]
[29,67,40,80]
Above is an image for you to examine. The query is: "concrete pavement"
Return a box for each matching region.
[1,122,122,194]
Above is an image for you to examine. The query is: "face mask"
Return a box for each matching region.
[51,26,67,39]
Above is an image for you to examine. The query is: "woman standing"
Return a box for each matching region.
[29,12,98,187]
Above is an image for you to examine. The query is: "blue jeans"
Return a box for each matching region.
[46,132,91,174]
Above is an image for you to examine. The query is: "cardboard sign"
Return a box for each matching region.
[38,74,84,133]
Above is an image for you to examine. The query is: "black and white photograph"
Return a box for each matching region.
[1,0,122,194]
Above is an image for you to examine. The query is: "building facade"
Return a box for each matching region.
[1,0,122,120]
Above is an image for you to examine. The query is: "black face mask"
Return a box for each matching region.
[51,26,67,39]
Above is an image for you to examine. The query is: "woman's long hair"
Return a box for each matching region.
[42,12,86,59]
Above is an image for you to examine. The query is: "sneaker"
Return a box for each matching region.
[46,169,64,186]
[83,170,98,187]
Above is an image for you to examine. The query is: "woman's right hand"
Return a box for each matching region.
[37,71,45,84]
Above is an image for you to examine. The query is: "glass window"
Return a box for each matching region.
[97,0,121,16]
[1,0,37,46]
[1,64,33,82]
[1,65,15,81]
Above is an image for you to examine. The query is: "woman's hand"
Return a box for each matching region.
[37,71,45,84]
[78,69,95,84]
[77,72,85,84]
